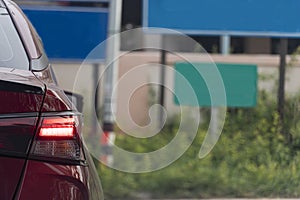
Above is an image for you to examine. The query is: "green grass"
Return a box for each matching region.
[97,91,300,199]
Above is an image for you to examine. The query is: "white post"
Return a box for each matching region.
[221,35,230,55]
[102,0,123,165]
[211,35,230,137]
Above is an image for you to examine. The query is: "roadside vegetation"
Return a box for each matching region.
[97,88,300,199]
[96,64,300,199]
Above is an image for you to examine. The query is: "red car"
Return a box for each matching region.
[0,0,103,199]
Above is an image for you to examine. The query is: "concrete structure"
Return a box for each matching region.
[52,52,300,133]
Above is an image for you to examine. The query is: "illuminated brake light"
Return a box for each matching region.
[38,117,75,138]
[31,116,82,161]
[42,118,75,124]
[39,127,74,137]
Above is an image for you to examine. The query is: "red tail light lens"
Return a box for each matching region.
[31,115,83,162]
[39,127,74,137]
[39,118,75,138]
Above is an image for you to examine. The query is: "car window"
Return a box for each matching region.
[0,25,13,61]
[6,0,42,60]
[0,15,29,70]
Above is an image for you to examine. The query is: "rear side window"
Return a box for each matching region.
[0,15,29,70]
[0,26,13,61]
[6,0,42,60]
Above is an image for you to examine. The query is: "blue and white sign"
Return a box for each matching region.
[143,0,300,37]
[22,6,108,62]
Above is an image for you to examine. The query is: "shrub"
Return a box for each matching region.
[98,91,300,199]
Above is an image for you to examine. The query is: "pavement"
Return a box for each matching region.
[146,199,300,200]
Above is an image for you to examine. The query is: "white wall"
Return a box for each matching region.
[52,53,300,132]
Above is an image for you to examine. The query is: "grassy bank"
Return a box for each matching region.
[97,91,300,199]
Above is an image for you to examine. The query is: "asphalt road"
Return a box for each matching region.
[147,199,300,200]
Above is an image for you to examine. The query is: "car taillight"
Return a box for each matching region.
[39,118,75,138]
[30,115,84,162]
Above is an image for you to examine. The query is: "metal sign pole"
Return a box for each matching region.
[159,36,167,129]
[92,63,100,151]
[210,35,231,136]
[221,35,230,55]
[102,0,122,165]
[278,38,288,134]
[94,63,100,120]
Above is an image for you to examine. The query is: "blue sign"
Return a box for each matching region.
[20,0,108,2]
[143,0,300,37]
[26,0,109,1]
[22,6,108,62]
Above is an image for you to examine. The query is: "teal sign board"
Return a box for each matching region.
[174,63,257,107]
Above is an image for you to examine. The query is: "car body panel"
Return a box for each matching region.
[0,0,104,199]
[0,68,43,199]
[0,158,25,200]
[0,69,44,114]
[17,161,89,200]
[42,86,73,112]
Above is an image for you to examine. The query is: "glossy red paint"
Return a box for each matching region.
[0,0,103,199]
[42,89,72,112]
[0,68,44,114]
[0,69,41,200]
[0,68,101,199]
[0,117,37,155]
[17,161,89,200]
[0,91,43,113]
[0,158,25,200]
[0,93,39,199]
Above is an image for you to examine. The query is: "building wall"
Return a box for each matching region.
[244,38,271,54]
[52,52,300,132]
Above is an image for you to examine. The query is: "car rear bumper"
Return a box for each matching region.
[16,160,90,200]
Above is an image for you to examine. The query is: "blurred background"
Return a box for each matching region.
[16,0,300,199]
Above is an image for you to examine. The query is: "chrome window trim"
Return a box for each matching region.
[31,51,49,71]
